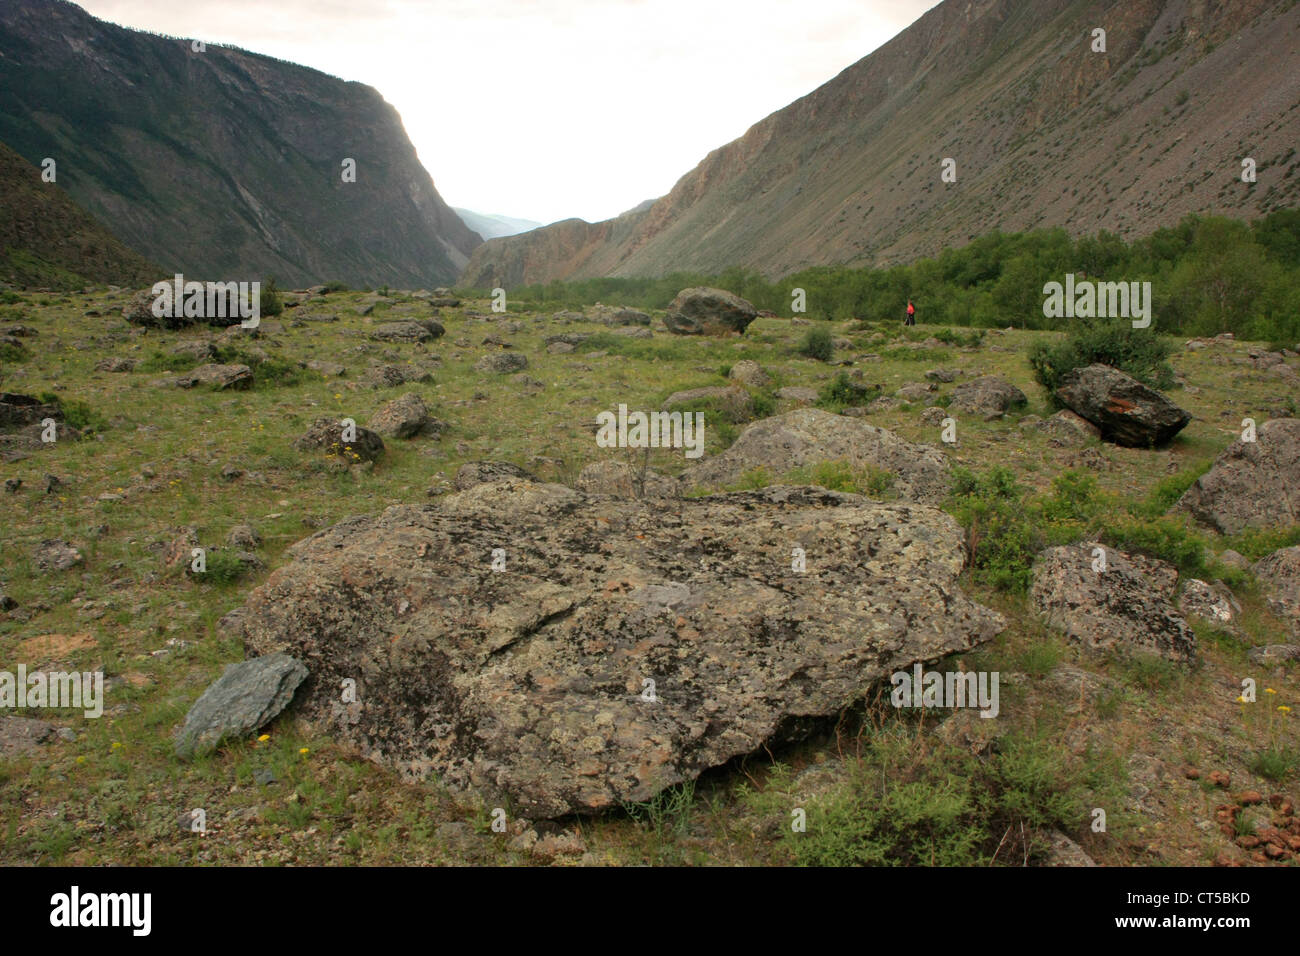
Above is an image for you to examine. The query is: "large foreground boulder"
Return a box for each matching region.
[682,407,950,504]
[235,480,1004,817]
[1175,418,1300,533]
[1054,364,1190,447]
[1030,543,1196,662]
[664,287,757,336]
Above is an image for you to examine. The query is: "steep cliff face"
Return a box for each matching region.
[462,0,1300,286]
[0,141,160,288]
[0,0,481,288]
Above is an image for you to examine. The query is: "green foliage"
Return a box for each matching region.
[946,466,1039,593]
[788,726,1085,866]
[502,211,1300,341]
[786,459,894,498]
[37,391,106,433]
[321,281,350,294]
[881,346,952,362]
[198,549,249,586]
[798,325,834,362]
[1029,318,1175,393]
[0,340,27,363]
[817,371,879,410]
[259,277,284,317]
[1223,525,1300,562]
[138,350,199,373]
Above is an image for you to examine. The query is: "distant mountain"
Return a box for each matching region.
[452,209,542,241]
[462,0,1300,287]
[0,140,160,289]
[0,0,481,288]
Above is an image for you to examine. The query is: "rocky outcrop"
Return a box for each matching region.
[368,320,444,343]
[233,480,1003,817]
[1055,365,1191,447]
[1030,543,1196,662]
[294,418,385,462]
[368,394,444,439]
[664,288,757,336]
[0,0,479,287]
[1176,419,1300,533]
[682,407,950,503]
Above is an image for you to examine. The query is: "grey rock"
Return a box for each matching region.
[177,364,253,390]
[1055,364,1190,447]
[0,716,67,758]
[682,407,950,504]
[1176,419,1300,533]
[369,320,444,343]
[35,539,84,572]
[237,480,1003,817]
[574,461,681,498]
[369,393,444,440]
[775,386,819,404]
[949,376,1027,420]
[664,287,757,336]
[454,460,536,490]
[1178,579,1241,629]
[475,352,528,374]
[1030,542,1195,662]
[728,360,772,389]
[1037,409,1101,444]
[1253,547,1300,635]
[174,653,308,758]
[293,418,386,462]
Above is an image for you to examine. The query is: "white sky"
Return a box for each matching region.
[76,0,936,225]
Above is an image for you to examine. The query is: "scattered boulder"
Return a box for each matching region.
[1178,579,1242,630]
[1247,645,1300,665]
[896,382,936,403]
[363,365,434,389]
[682,407,950,504]
[475,352,529,374]
[1175,419,1300,533]
[293,418,386,463]
[174,653,308,758]
[664,287,757,336]
[235,480,1004,817]
[171,340,218,362]
[368,393,444,439]
[574,460,681,498]
[177,363,253,390]
[1030,542,1196,662]
[776,386,819,405]
[454,460,536,490]
[1037,409,1101,444]
[924,368,961,383]
[227,524,261,550]
[1042,830,1098,867]
[919,406,948,426]
[35,539,84,572]
[0,716,74,758]
[612,326,652,339]
[305,360,346,377]
[728,360,772,389]
[0,393,61,432]
[368,320,443,343]
[949,376,1027,420]
[95,357,135,373]
[662,385,755,420]
[1054,365,1190,447]
[1253,547,1300,635]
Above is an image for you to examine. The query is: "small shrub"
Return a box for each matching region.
[322,281,350,294]
[1028,318,1175,393]
[798,325,834,362]
[817,371,879,409]
[259,277,284,317]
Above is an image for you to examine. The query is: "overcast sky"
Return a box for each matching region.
[77,0,937,225]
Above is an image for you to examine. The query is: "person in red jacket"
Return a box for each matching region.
[905,300,916,326]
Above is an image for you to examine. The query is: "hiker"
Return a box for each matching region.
[905,299,916,326]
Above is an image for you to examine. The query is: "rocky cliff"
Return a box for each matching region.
[0,0,481,288]
[462,0,1300,286]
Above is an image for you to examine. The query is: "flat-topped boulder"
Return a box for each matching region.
[234,480,1003,817]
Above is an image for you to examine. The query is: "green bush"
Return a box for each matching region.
[816,371,880,409]
[1028,318,1175,393]
[946,466,1040,593]
[798,325,834,362]
[37,392,107,433]
[259,277,284,317]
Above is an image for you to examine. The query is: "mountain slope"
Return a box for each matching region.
[452,209,541,240]
[462,0,1300,287]
[0,0,481,288]
[0,140,160,289]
